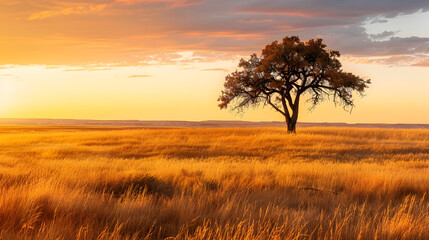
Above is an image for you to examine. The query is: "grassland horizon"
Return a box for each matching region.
[1,118,429,129]
[0,126,428,239]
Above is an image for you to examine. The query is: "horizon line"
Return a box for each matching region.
[0,118,429,129]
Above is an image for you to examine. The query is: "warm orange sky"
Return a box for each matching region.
[1,0,429,123]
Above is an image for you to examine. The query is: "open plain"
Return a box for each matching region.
[0,126,428,239]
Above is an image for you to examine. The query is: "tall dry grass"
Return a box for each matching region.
[0,126,428,239]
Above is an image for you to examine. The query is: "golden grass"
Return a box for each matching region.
[0,126,428,239]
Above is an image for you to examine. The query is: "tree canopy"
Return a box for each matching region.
[218,36,371,133]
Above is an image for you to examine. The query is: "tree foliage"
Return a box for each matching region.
[218,36,370,133]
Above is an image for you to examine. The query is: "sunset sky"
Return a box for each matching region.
[1,0,429,123]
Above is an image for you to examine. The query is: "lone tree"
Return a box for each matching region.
[218,36,370,133]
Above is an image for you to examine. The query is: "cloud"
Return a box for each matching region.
[237,19,274,23]
[0,65,16,69]
[128,74,152,78]
[370,31,396,40]
[234,10,314,17]
[235,0,429,18]
[2,0,429,66]
[26,4,107,20]
[370,18,388,24]
[115,0,204,8]
[201,68,228,71]
[412,59,429,67]
[322,26,429,57]
[65,67,114,71]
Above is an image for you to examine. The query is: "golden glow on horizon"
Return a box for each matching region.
[1,61,429,123]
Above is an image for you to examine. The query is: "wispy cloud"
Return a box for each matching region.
[26,4,107,20]
[128,74,152,78]
[65,67,114,71]
[115,0,204,8]
[237,19,274,23]
[369,31,396,40]
[412,59,429,67]
[201,68,228,72]
[0,65,18,69]
[234,10,313,17]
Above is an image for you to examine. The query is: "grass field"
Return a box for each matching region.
[0,126,428,239]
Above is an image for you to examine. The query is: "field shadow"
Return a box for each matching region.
[94,175,176,198]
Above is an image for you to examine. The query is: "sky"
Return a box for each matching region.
[1,0,429,123]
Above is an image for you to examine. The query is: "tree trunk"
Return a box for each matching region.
[285,95,299,134]
[286,119,297,133]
